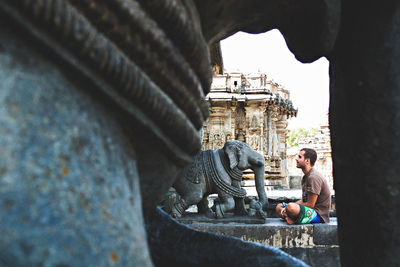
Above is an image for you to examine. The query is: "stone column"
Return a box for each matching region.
[229,104,237,141]
[258,102,268,156]
[276,116,289,187]
[330,4,400,265]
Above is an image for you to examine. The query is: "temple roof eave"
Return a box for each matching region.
[205,92,298,116]
[205,92,273,101]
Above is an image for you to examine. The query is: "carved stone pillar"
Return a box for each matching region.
[275,117,289,186]
[244,103,264,154]
[208,107,226,150]
[234,104,246,142]
[258,103,268,155]
[229,104,237,142]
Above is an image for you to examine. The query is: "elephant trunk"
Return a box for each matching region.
[252,163,268,209]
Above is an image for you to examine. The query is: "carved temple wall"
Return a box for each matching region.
[202,72,297,188]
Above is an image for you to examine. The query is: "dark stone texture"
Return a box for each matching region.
[313,222,339,245]
[177,213,266,224]
[0,1,317,266]
[187,218,338,246]
[329,1,400,266]
[281,247,340,267]
[187,218,339,266]
[146,209,307,267]
[169,141,268,219]
[193,0,341,62]
[190,223,314,247]
[0,21,151,266]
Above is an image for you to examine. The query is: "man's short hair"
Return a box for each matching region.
[300,148,317,166]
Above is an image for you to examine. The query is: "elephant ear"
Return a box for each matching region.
[224,141,238,169]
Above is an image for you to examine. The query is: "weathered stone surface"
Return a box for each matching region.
[177,213,266,224]
[0,2,312,266]
[186,218,339,266]
[147,209,308,267]
[313,223,339,245]
[281,247,340,267]
[0,23,151,266]
[193,0,341,62]
[189,218,339,244]
[329,2,400,266]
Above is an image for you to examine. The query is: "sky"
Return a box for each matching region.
[220,30,330,130]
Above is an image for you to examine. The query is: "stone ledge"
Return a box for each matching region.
[182,218,339,266]
[185,218,338,248]
[313,223,339,245]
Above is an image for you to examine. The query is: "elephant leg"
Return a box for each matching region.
[145,207,307,266]
[197,196,215,217]
[166,187,205,218]
[168,193,188,218]
[215,192,235,218]
[234,197,248,216]
[230,178,247,215]
[173,179,208,217]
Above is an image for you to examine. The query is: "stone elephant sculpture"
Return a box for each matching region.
[1,0,399,266]
[170,140,268,218]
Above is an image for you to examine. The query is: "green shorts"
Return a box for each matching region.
[296,205,321,224]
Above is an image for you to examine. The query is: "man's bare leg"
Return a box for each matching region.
[276,202,302,224]
[285,203,301,224]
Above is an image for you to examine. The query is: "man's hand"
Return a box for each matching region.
[280,207,287,218]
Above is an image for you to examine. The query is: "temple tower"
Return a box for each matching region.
[203,72,297,188]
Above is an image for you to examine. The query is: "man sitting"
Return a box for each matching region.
[276,148,331,224]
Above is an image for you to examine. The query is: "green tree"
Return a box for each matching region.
[287,128,318,148]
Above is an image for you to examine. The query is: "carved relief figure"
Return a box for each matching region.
[249,134,260,151]
[250,115,258,131]
[211,133,224,149]
[235,106,246,135]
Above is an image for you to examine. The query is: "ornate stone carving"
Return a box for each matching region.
[204,72,296,186]
[166,141,268,219]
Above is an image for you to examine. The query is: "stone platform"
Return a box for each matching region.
[181,217,340,267]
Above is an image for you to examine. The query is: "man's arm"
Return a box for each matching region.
[297,193,318,208]
[280,192,318,224]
